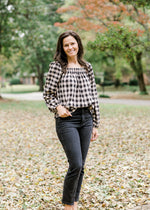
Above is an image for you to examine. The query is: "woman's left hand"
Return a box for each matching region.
[91,127,98,141]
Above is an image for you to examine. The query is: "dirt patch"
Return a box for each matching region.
[0,97,13,102]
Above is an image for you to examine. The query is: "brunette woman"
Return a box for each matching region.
[43,31,100,210]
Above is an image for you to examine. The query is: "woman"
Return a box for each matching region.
[43,31,100,210]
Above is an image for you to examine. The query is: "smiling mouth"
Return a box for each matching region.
[68,50,75,53]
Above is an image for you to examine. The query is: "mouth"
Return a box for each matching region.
[68,50,75,53]
[68,51,76,55]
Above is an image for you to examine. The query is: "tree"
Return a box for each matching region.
[55,0,150,94]
[14,0,64,91]
[88,26,148,93]
[0,0,19,57]
[55,0,126,32]
[0,0,64,92]
[119,0,150,7]
[0,0,19,98]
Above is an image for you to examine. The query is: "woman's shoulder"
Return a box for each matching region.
[48,61,63,76]
[49,61,61,69]
[85,61,93,70]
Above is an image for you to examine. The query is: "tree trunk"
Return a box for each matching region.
[136,52,148,94]
[137,72,147,93]
[36,65,44,92]
[130,52,148,94]
[38,73,44,92]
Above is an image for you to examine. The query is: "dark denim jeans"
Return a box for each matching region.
[55,108,93,205]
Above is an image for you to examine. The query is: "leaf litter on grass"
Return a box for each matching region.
[0,105,150,209]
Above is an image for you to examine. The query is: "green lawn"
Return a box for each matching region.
[1,84,150,94]
[1,100,150,116]
[97,85,150,92]
[1,84,39,94]
[0,100,46,111]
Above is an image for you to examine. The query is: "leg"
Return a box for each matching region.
[74,119,93,202]
[56,121,83,205]
[64,204,74,210]
[74,201,78,210]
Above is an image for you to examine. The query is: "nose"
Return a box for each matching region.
[68,44,72,49]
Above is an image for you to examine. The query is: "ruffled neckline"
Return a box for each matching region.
[66,67,85,70]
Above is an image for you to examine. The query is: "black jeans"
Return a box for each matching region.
[55,108,93,205]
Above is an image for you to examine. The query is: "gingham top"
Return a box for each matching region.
[43,61,100,128]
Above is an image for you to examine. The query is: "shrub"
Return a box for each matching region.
[129,79,138,86]
[95,77,101,85]
[139,91,148,95]
[99,94,110,98]
[114,79,120,88]
[9,78,22,85]
[101,81,114,86]
[121,82,128,86]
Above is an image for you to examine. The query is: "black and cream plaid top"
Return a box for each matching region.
[43,61,100,128]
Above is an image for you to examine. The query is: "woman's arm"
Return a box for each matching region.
[88,63,100,128]
[43,61,62,113]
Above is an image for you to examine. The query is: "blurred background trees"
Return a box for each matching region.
[55,0,150,94]
[0,0,64,91]
[0,0,150,94]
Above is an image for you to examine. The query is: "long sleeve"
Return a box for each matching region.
[88,63,100,128]
[43,61,63,113]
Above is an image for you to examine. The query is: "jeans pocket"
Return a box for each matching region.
[56,116,71,132]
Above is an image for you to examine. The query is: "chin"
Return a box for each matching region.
[68,53,77,57]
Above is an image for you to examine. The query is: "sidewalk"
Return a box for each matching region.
[1,92,43,101]
[99,98,150,106]
[1,92,150,106]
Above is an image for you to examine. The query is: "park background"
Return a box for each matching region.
[0,0,150,209]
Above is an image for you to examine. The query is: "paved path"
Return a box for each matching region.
[1,92,43,101]
[1,92,150,106]
[99,98,150,106]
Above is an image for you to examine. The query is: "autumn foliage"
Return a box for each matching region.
[55,0,150,94]
[54,0,149,36]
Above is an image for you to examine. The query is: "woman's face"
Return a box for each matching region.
[63,35,79,59]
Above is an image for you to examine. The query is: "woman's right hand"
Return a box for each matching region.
[56,105,72,118]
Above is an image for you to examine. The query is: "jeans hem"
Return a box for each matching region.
[62,200,74,205]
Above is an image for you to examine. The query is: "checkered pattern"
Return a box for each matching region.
[43,61,100,128]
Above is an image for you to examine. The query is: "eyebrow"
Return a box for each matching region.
[64,42,75,45]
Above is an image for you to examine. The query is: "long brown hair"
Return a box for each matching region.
[54,31,88,72]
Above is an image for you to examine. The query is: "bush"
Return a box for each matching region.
[129,79,138,86]
[101,81,114,86]
[9,78,22,85]
[139,91,148,95]
[95,78,114,86]
[99,94,110,98]
[114,79,120,88]
[95,77,101,85]
[121,82,128,86]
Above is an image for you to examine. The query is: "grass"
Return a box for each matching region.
[97,85,150,93]
[1,84,150,94]
[100,103,150,117]
[1,99,150,117]
[1,84,39,94]
[0,100,46,112]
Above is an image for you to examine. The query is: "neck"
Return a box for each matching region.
[67,56,78,64]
